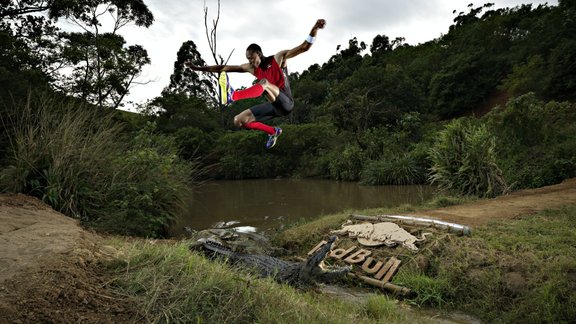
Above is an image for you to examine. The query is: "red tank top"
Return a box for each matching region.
[254,56,285,90]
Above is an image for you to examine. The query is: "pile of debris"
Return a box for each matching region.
[312,214,472,295]
[185,215,471,297]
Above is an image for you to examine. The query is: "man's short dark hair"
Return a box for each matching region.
[246,43,263,55]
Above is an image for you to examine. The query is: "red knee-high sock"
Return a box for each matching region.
[232,83,265,101]
[244,122,275,135]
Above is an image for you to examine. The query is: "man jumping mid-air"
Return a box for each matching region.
[185,19,326,149]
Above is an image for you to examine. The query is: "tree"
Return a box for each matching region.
[197,0,238,130]
[53,0,154,110]
[2,0,155,110]
[164,41,215,102]
[150,93,218,133]
[57,32,151,109]
[0,1,60,82]
[326,64,423,133]
[339,37,366,59]
[370,34,392,55]
[0,0,50,19]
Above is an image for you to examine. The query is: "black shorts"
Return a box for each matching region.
[250,90,294,122]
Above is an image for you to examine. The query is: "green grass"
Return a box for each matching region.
[365,294,407,321]
[102,240,417,324]
[417,205,576,323]
[438,206,576,323]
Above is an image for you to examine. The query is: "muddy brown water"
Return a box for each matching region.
[170,179,435,236]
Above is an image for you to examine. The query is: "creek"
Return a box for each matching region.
[170,179,435,236]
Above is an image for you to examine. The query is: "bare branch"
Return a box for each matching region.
[203,3,218,65]
[223,49,234,65]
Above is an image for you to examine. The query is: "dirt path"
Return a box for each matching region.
[1,178,575,322]
[408,178,576,227]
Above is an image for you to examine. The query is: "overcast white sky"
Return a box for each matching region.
[103,0,558,109]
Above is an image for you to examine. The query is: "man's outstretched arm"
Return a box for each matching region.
[184,62,252,73]
[276,19,326,65]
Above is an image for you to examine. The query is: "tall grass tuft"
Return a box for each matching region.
[0,92,197,237]
[360,154,426,185]
[428,118,508,198]
[365,294,406,321]
[1,92,123,215]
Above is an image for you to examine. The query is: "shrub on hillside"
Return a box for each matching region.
[428,118,508,198]
[213,130,289,179]
[173,126,216,161]
[327,144,364,181]
[484,93,576,189]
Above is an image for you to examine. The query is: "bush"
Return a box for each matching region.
[0,93,123,216]
[360,154,426,185]
[173,126,216,161]
[212,123,338,179]
[428,118,508,198]
[94,122,196,236]
[0,92,196,237]
[326,144,364,181]
[213,130,289,179]
[484,94,576,188]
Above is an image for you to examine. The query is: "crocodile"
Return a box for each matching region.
[190,236,350,287]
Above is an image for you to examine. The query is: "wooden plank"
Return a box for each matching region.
[374,257,395,280]
[361,257,384,274]
[307,240,327,256]
[381,258,402,283]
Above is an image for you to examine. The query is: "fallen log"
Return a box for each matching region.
[347,273,412,297]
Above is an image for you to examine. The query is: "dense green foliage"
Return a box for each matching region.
[485,93,576,188]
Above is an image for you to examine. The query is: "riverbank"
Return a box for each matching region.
[1,178,575,322]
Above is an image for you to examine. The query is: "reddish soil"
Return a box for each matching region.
[1,178,575,322]
[409,178,576,227]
